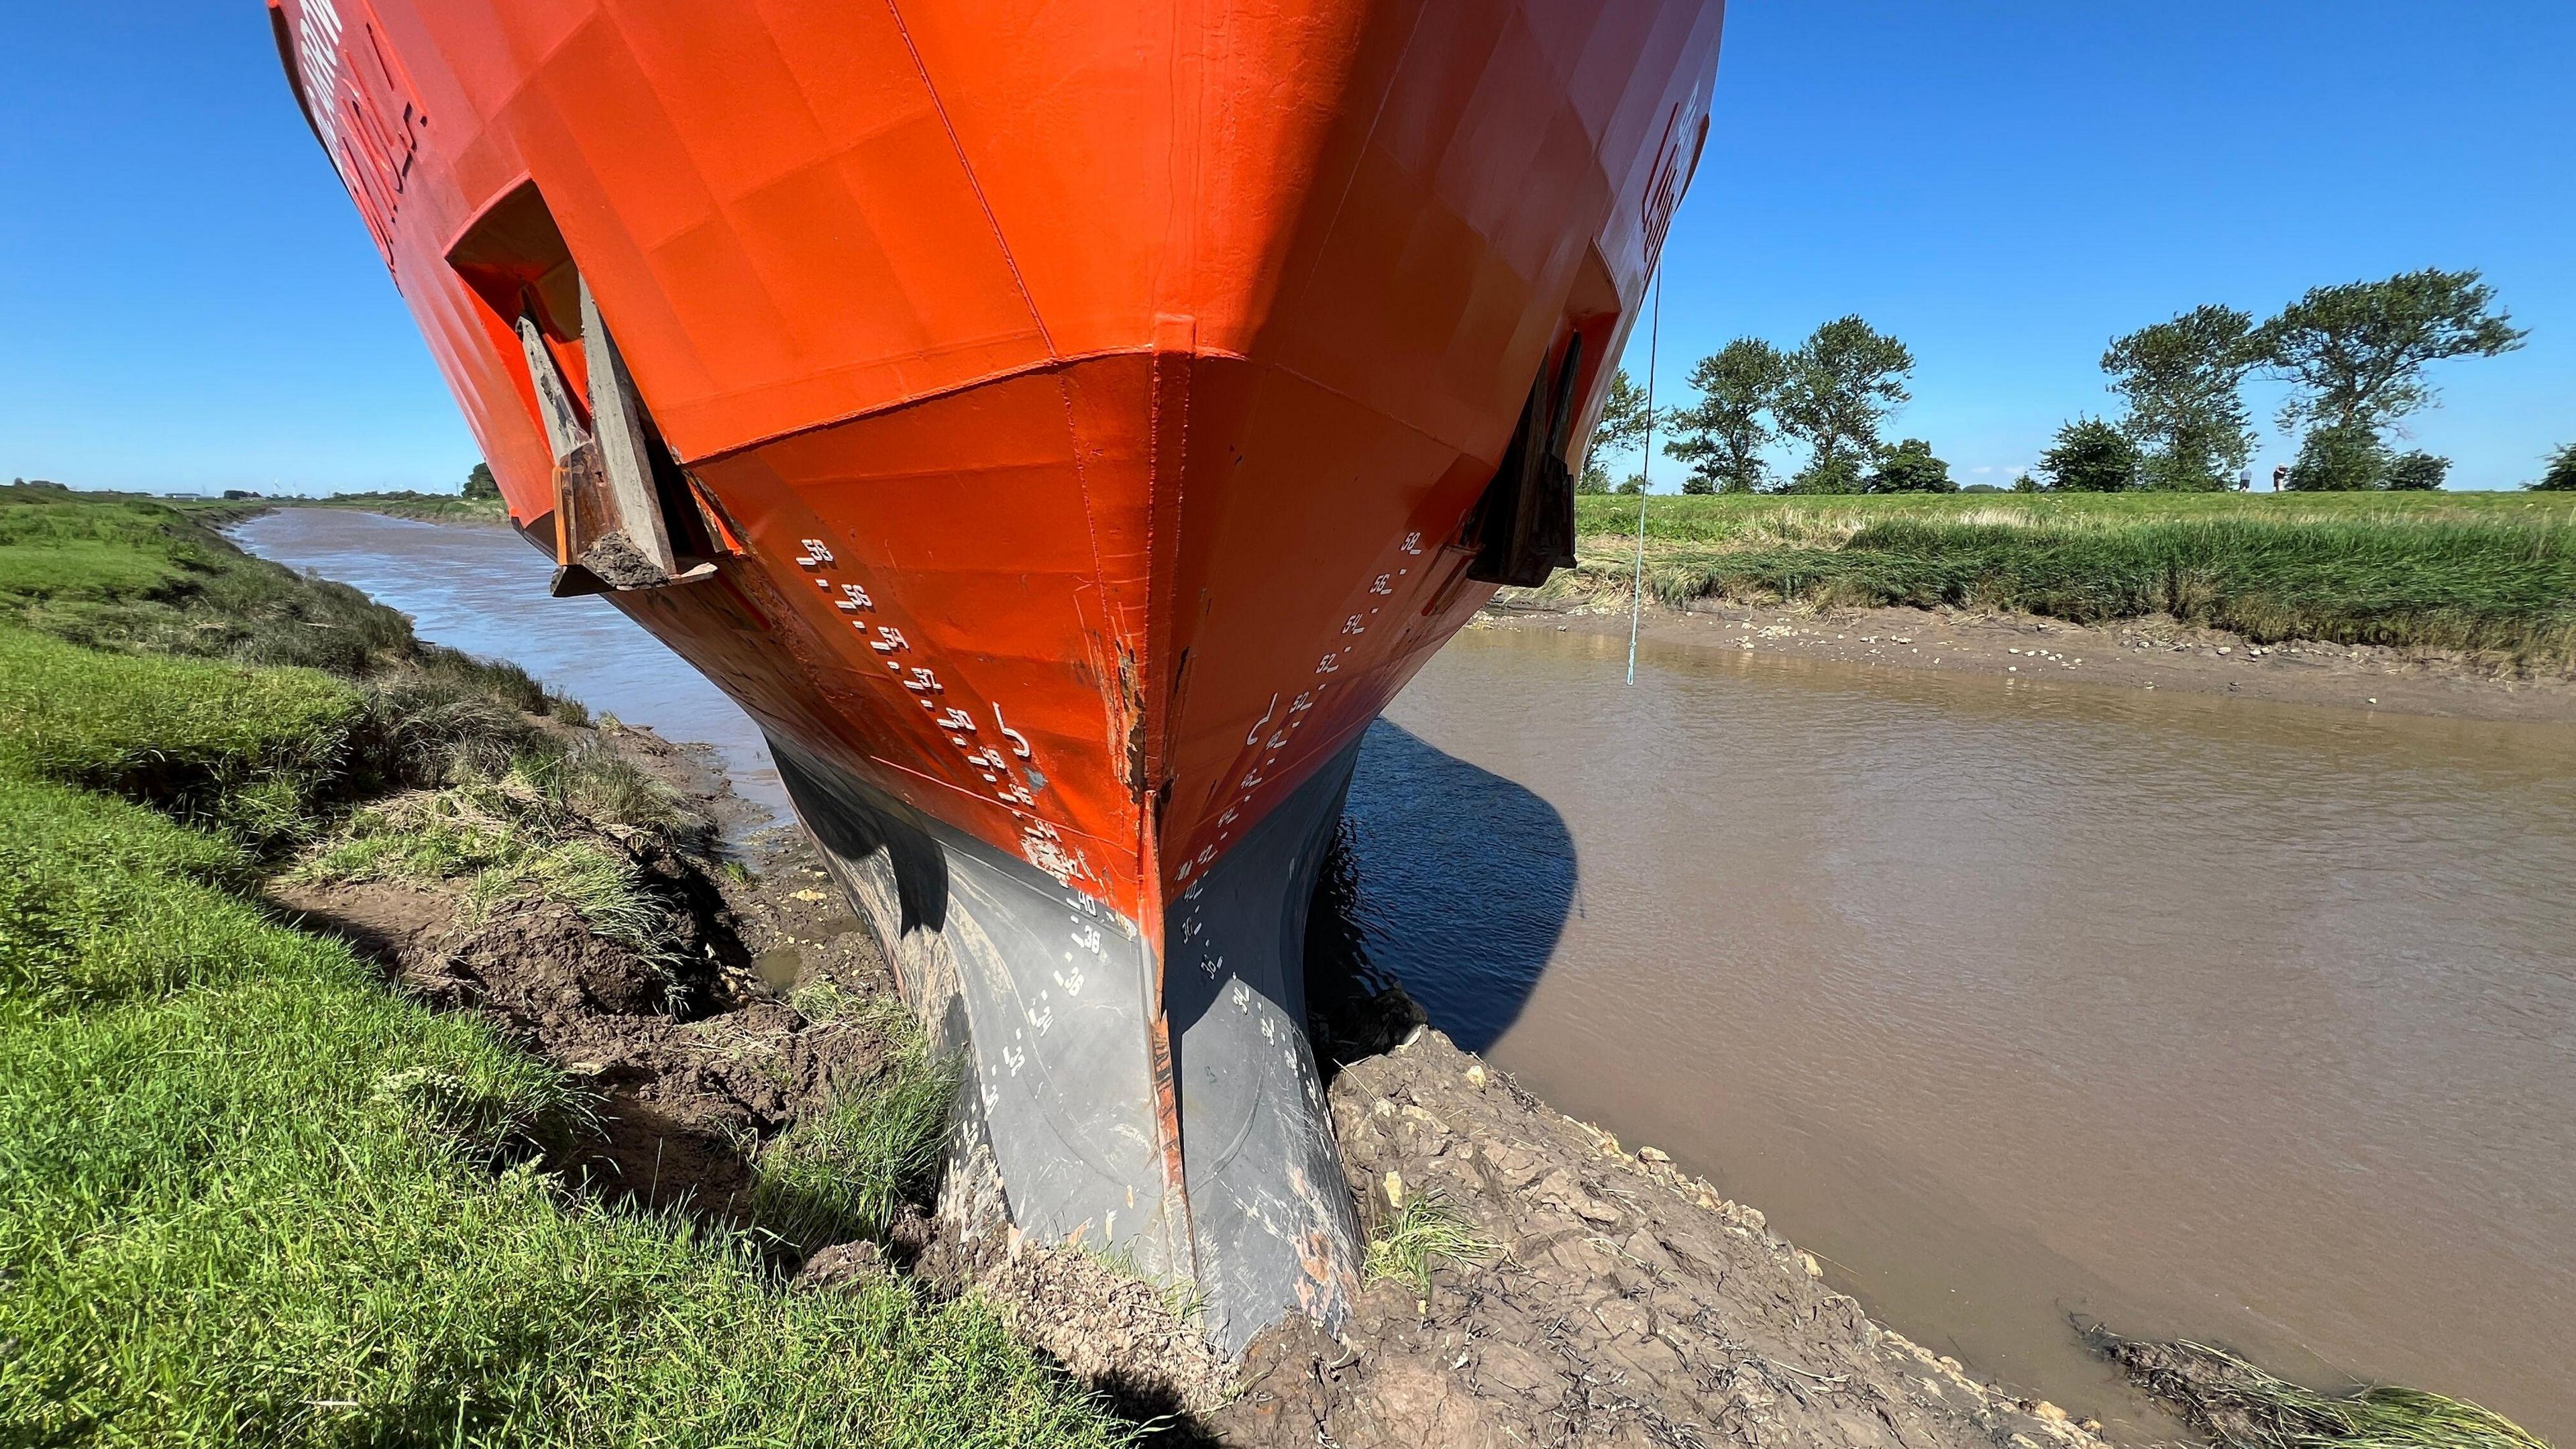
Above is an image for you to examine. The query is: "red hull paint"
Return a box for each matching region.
[272,1,1721,1328]
[271,0,1720,918]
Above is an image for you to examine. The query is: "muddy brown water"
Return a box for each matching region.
[237,509,2575,1439]
[231,508,792,824]
[1352,627,2576,1440]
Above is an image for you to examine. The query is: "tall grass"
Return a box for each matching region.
[4,482,569,713]
[0,627,364,843]
[752,1028,963,1251]
[252,490,512,523]
[294,740,705,964]
[2096,1335,2549,1449]
[1362,1189,1501,1299]
[1575,489,2576,544]
[1562,492,2576,663]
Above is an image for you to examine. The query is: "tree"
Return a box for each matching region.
[2534,443,2576,492]
[2384,452,2449,491]
[1613,474,1648,496]
[464,462,501,500]
[1593,369,1654,453]
[1866,439,1956,492]
[2102,305,2259,491]
[1581,369,1658,494]
[1782,455,1866,494]
[2035,417,2141,492]
[2258,268,2528,438]
[1777,317,1912,489]
[1664,339,1789,494]
[2284,423,2388,492]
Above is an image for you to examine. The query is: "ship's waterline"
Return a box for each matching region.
[235,511,2574,1438]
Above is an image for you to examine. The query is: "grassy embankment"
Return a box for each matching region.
[290,489,508,523]
[181,489,511,525]
[0,485,1132,1446]
[1564,490,2576,667]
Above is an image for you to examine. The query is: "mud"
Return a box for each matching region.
[1488,597,2576,724]
[1210,1030,2110,1449]
[265,718,2139,1444]
[922,1140,1240,1422]
[267,724,902,1232]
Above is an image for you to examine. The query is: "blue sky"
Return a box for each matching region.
[3,2,2569,494]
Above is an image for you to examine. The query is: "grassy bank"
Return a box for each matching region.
[1567,492,2576,665]
[287,490,510,523]
[0,484,1132,1445]
[178,490,511,526]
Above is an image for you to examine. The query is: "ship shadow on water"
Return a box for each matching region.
[1305,720,1576,1067]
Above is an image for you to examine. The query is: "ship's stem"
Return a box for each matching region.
[771,732,1364,1354]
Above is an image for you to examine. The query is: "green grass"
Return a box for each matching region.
[1362,1190,1501,1300]
[789,979,911,1033]
[180,490,513,525]
[5,482,557,698]
[0,539,191,600]
[1576,488,2575,543]
[289,733,710,985]
[2096,1335,2550,1449]
[0,627,364,843]
[0,484,1138,1444]
[751,1027,962,1252]
[301,490,510,522]
[0,777,1134,1446]
[1566,492,2576,663]
[298,785,673,963]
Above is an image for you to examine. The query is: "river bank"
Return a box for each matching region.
[0,486,1135,1443]
[1567,491,2576,672]
[1487,594,2576,724]
[283,712,2122,1448]
[0,529,2119,1444]
[184,490,511,526]
[7,485,2551,1446]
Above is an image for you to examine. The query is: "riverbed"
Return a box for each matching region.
[233,506,2575,1440]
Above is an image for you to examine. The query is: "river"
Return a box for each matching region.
[233,506,2575,1440]
[232,508,792,826]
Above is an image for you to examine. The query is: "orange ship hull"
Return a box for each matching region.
[271,0,1721,1348]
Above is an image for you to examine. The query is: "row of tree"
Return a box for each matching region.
[1591,268,2542,494]
[2037,268,2524,491]
[1582,316,1943,495]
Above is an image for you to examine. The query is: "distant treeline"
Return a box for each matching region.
[1584,268,2573,496]
[7,461,506,511]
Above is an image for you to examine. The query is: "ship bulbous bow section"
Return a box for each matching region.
[269,0,1722,1359]
[773,731,1366,1352]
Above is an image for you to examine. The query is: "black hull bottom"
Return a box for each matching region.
[770,733,1365,1354]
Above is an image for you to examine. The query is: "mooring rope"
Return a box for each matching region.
[1625,268,1662,685]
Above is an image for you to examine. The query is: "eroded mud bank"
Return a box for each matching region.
[270,720,2131,1446]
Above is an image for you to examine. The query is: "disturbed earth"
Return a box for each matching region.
[1212,1032,2108,1449]
[266,719,2132,1446]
